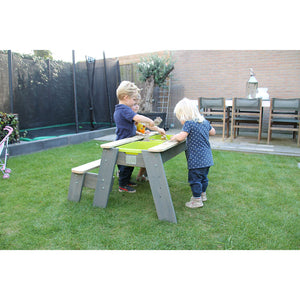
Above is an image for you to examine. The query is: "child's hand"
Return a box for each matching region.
[157,127,166,135]
[153,117,162,126]
[170,131,188,142]
[170,135,177,141]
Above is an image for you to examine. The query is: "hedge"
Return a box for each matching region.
[0,112,20,144]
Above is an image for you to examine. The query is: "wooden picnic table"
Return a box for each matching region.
[93,132,186,223]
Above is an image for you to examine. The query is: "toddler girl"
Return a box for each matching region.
[170,98,216,208]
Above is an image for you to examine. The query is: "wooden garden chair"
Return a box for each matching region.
[267,98,300,146]
[198,97,230,140]
[231,97,263,142]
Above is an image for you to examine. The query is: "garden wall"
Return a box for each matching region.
[170,50,300,100]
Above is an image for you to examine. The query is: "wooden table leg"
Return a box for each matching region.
[93,148,119,208]
[68,173,85,202]
[142,151,177,223]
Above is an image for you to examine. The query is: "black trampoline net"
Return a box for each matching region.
[0,52,120,139]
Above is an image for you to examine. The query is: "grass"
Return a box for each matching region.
[1,140,299,250]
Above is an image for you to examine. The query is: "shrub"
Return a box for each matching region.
[0,112,20,143]
[138,53,174,87]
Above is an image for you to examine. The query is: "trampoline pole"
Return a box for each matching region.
[103,51,113,126]
[86,56,96,129]
[72,50,79,133]
[8,50,14,113]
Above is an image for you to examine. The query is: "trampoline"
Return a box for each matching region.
[1,51,120,144]
[20,123,112,141]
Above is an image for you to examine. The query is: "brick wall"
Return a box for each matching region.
[170,50,300,100]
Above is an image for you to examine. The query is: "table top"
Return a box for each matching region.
[101,132,184,153]
[225,99,270,108]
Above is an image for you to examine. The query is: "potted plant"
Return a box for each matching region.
[137,53,174,114]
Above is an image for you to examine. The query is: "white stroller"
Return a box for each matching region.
[0,126,13,179]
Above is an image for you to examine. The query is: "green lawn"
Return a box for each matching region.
[1,140,299,250]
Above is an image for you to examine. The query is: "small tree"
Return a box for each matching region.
[33,50,53,60]
[138,53,174,113]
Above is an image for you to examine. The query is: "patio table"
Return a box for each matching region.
[93,133,186,223]
[192,99,270,108]
[225,99,270,108]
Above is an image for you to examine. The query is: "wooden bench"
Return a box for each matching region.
[68,159,102,202]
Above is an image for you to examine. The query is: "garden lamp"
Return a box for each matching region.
[246,68,258,99]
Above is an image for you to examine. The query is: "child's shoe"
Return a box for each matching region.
[201,192,207,202]
[128,181,137,187]
[185,197,203,208]
[119,185,136,193]
[136,175,148,182]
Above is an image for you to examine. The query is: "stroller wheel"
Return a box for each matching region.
[5,168,11,174]
[3,173,10,179]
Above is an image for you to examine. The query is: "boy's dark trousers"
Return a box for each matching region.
[118,165,134,187]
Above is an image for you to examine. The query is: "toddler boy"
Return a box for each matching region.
[114,81,164,192]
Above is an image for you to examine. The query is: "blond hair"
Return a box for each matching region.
[174,98,205,123]
[116,81,141,101]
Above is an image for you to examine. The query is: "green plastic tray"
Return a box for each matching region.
[117,140,163,155]
[150,134,172,140]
